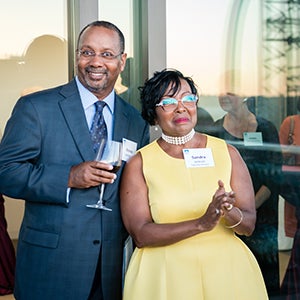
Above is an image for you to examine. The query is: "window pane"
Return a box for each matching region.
[0,0,68,135]
[166,1,300,298]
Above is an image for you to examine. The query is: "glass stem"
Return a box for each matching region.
[98,183,105,205]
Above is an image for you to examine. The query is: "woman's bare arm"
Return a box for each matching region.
[224,144,256,236]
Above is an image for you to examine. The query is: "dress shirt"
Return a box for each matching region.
[75,76,115,140]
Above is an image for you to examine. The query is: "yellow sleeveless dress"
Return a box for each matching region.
[123,136,268,300]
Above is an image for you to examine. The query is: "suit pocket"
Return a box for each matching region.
[22,226,59,249]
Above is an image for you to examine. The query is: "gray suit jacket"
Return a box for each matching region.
[0,79,149,300]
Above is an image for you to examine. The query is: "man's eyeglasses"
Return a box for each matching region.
[77,49,123,61]
[156,94,198,112]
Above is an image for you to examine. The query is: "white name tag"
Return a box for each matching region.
[243,132,263,146]
[122,138,137,161]
[183,148,215,168]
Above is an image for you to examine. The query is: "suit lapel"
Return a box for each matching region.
[58,80,95,162]
[113,95,130,141]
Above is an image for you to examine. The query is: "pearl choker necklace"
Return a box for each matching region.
[161,129,195,145]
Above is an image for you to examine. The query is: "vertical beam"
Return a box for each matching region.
[147,0,166,77]
[146,0,166,140]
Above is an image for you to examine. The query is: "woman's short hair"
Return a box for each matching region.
[140,68,198,125]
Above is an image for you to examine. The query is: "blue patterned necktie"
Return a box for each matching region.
[90,101,108,153]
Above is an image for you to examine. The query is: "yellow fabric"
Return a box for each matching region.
[123,135,268,300]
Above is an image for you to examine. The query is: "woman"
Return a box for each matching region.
[280,98,300,299]
[120,69,268,300]
[213,93,282,297]
[279,98,300,166]
[0,194,15,295]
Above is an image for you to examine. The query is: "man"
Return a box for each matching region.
[0,21,149,300]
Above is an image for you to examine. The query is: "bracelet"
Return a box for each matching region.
[225,207,243,228]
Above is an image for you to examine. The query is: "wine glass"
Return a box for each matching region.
[86,139,123,211]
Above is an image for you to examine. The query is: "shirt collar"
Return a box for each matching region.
[75,76,115,114]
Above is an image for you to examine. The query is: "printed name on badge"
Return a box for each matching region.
[122,138,137,161]
[182,148,215,168]
[243,132,263,146]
